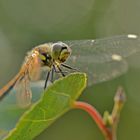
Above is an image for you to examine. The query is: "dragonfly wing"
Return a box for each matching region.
[14,74,32,108]
[28,52,41,81]
[64,35,140,85]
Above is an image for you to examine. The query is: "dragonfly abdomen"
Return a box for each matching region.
[0,72,23,100]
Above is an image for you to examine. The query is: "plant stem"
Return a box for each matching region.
[73,101,112,140]
[111,87,126,140]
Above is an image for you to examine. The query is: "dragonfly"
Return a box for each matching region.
[0,34,140,107]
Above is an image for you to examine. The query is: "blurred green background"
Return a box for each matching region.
[0,0,140,140]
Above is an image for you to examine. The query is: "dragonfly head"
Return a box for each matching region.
[52,42,71,63]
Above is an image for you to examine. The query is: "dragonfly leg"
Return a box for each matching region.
[53,65,57,73]
[50,66,54,83]
[61,63,78,71]
[44,71,50,89]
[56,65,65,77]
[53,65,68,74]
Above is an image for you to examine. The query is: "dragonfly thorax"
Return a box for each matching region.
[41,53,53,67]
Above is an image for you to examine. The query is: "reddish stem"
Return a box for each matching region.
[73,101,112,140]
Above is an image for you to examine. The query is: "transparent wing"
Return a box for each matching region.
[14,73,32,108]
[28,50,41,81]
[13,51,42,108]
[64,34,140,85]
[14,52,42,108]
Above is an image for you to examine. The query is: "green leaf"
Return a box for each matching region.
[4,72,87,140]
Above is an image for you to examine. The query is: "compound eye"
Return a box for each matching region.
[52,42,64,52]
[52,42,71,63]
[51,42,63,59]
